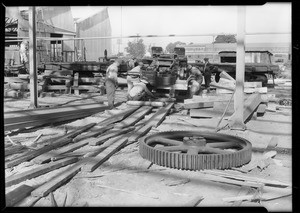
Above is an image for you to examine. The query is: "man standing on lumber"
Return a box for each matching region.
[203,58,213,93]
[186,65,203,98]
[105,60,120,109]
[127,62,144,100]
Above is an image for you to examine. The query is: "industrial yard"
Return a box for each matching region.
[3,4,293,211]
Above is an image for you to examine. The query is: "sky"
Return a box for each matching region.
[71,3,291,54]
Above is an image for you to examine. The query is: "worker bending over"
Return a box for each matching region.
[186,65,203,98]
[127,62,144,100]
[105,60,120,109]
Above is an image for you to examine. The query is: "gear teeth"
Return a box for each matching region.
[139,131,252,171]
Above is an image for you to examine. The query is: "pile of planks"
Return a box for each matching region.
[4,102,109,132]
[5,103,174,206]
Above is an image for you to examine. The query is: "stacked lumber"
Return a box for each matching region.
[5,103,175,205]
[4,102,108,131]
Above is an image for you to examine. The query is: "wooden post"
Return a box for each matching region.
[228,6,246,130]
[73,72,79,95]
[28,6,38,108]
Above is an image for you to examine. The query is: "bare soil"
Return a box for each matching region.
[4,84,292,210]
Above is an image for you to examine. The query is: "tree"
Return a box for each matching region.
[125,39,146,58]
[166,41,186,53]
[214,34,236,43]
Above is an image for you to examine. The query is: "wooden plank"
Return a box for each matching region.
[114,106,153,129]
[4,77,28,83]
[30,161,83,197]
[73,125,114,142]
[32,138,93,164]
[257,104,266,116]
[6,184,35,206]
[126,101,165,107]
[190,108,232,118]
[146,103,174,127]
[243,93,262,121]
[5,104,107,124]
[127,124,153,144]
[5,145,26,156]
[5,103,107,118]
[5,123,95,168]
[184,100,214,109]
[89,126,135,146]
[244,81,262,88]
[183,196,204,207]
[5,158,78,187]
[95,106,140,127]
[46,85,67,91]
[5,138,73,168]
[82,136,129,172]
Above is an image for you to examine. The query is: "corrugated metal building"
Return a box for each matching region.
[75,8,112,62]
[5,6,76,64]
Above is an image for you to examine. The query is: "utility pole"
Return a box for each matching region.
[228,6,247,130]
[28,6,38,108]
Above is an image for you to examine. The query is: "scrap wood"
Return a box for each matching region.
[165,178,190,186]
[232,186,253,206]
[184,100,214,109]
[6,135,21,146]
[114,106,153,129]
[5,137,73,168]
[216,89,235,132]
[50,192,58,207]
[183,196,204,207]
[5,123,94,167]
[5,157,78,187]
[201,170,290,188]
[96,184,159,200]
[146,103,174,128]
[6,184,35,207]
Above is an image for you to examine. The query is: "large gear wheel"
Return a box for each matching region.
[139,131,252,171]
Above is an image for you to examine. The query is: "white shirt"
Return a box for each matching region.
[106,63,119,81]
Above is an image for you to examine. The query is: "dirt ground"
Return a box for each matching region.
[4,82,292,210]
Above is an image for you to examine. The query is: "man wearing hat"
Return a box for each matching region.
[203,58,212,93]
[126,62,144,99]
[105,60,120,109]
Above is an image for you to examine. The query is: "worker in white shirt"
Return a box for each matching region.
[127,62,144,99]
[105,60,120,109]
[186,65,203,98]
[19,41,29,64]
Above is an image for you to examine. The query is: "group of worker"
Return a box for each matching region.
[104,57,213,109]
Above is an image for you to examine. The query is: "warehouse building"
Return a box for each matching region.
[74,8,112,62]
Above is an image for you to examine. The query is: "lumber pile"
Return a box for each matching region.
[4,103,175,206]
[4,102,109,131]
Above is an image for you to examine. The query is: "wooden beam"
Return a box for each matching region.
[5,103,107,124]
[184,100,214,109]
[126,101,165,107]
[28,6,38,108]
[229,6,246,130]
[6,184,35,206]
[96,106,140,127]
[73,125,114,142]
[73,72,79,95]
[30,161,83,197]
[82,135,129,172]
[146,102,174,127]
[89,126,135,146]
[114,106,153,129]
[5,145,26,156]
[5,158,78,187]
